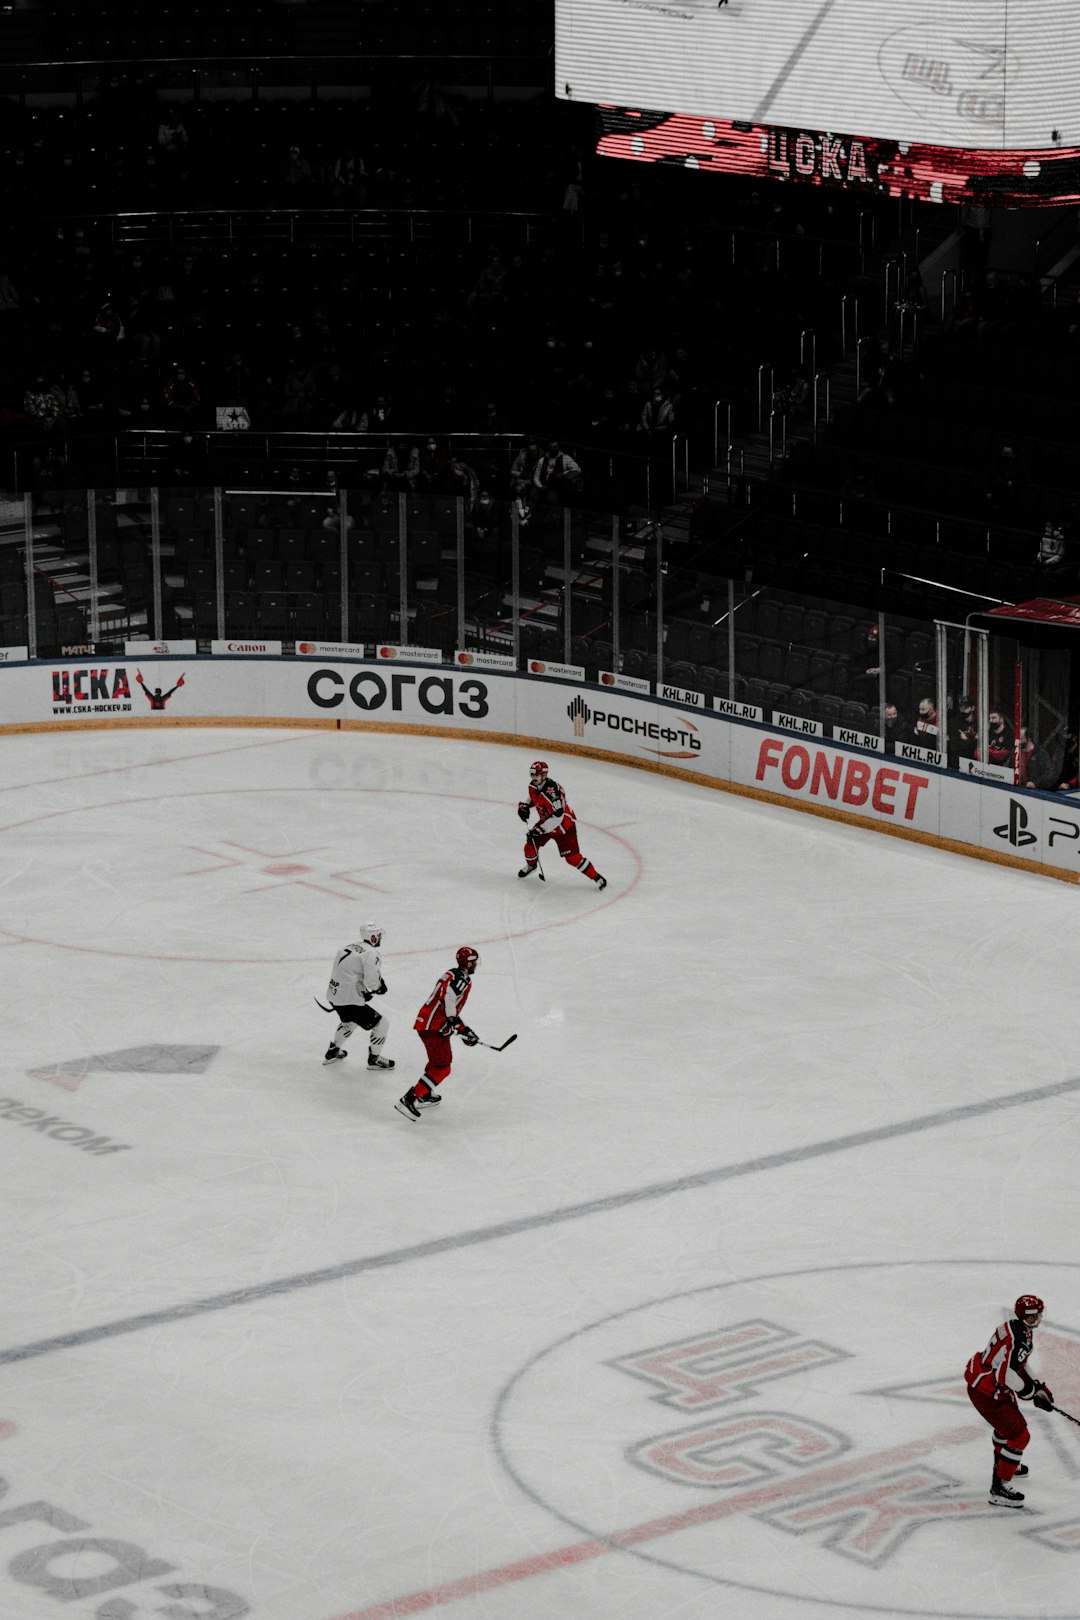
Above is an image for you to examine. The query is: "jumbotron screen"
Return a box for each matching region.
[557,0,1080,205]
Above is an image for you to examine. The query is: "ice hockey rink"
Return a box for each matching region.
[4,721,1080,1620]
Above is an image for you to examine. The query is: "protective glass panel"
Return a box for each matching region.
[28,490,90,659]
[881,605,937,757]
[1023,642,1073,792]
[0,494,32,657]
[404,492,456,658]
[348,485,394,648]
[110,488,156,649]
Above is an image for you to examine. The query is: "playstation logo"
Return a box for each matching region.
[993,799,1037,847]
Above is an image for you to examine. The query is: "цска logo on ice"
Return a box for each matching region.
[496,1262,1080,1614]
[565,695,700,759]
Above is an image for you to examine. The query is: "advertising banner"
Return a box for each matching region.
[526,658,586,681]
[124,639,197,657]
[375,644,443,663]
[731,727,940,836]
[0,645,28,664]
[454,649,517,671]
[597,670,651,694]
[210,640,283,657]
[298,661,515,733]
[295,640,367,659]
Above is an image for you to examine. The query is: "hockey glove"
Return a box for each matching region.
[459,1025,479,1046]
[1033,1383,1055,1411]
[436,1019,457,1038]
[374,979,388,995]
[517,802,531,823]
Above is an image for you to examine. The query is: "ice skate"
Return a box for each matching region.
[367,1053,395,1070]
[394,1089,422,1121]
[594,873,607,890]
[988,1474,1025,1508]
[518,862,541,879]
[323,1045,347,1065]
[415,1090,442,1110]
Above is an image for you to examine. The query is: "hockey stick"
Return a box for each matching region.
[314,997,334,1012]
[476,1033,517,1052]
[1051,1405,1080,1428]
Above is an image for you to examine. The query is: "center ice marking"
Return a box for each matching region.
[182,839,391,899]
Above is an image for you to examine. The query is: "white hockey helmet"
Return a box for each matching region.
[359,922,383,946]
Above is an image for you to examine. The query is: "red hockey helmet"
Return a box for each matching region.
[529,760,548,784]
[456,946,480,973]
[1015,1295,1044,1326]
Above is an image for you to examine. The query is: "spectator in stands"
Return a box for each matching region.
[955,694,977,761]
[635,347,672,394]
[468,490,499,542]
[853,624,882,706]
[157,112,189,161]
[91,300,125,348]
[533,440,582,505]
[365,396,393,432]
[1036,520,1066,585]
[331,149,367,206]
[883,702,909,752]
[23,375,63,437]
[985,709,1013,767]
[1017,725,1035,786]
[446,454,480,508]
[332,398,367,433]
[638,387,675,437]
[912,696,939,746]
[321,504,354,532]
[280,144,315,201]
[50,373,82,428]
[418,438,447,491]
[163,366,201,426]
[466,254,508,317]
[1058,730,1079,791]
[510,440,541,496]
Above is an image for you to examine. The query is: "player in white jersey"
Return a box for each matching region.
[320,922,395,1070]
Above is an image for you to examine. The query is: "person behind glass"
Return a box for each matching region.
[954,694,977,762]
[1058,729,1079,791]
[882,702,909,753]
[852,624,882,707]
[912,695,938,747]
[533,440,582,506]
[1036,520,1066,588]
[984,709,1013,767]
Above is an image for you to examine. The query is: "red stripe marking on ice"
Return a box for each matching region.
[0,1422,16,1439]
[327,1423,980,1620]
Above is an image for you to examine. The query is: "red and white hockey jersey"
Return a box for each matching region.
[965,1316,1039,1398]
[528,775,576,836]
[414,965,473,1034]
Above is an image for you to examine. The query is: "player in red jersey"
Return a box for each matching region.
[395,946,480,1121]
[964,1295,1054,1508]
[517,760,606,889]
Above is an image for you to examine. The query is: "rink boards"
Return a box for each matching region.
[1,652,1077,885]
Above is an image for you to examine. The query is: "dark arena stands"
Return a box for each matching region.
[2,0,1080,784]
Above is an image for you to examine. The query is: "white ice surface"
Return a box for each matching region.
[2,725,1080,1620]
